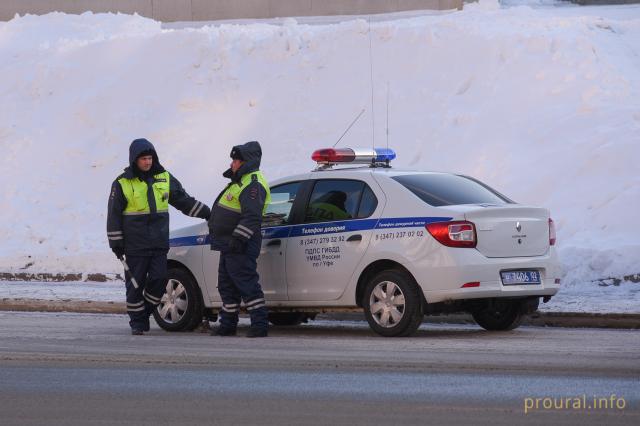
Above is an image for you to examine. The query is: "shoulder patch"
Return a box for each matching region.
[249,187,258,200]
[251,174,258,182]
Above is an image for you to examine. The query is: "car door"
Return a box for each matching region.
[257,181,302,301]
[286,178,380,301]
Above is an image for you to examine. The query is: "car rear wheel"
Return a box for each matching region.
[363,270,423,337]
[472,299,524,331]
[153,267,203,332]
[268,312,307,326]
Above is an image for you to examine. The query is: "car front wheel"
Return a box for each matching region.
[153,267,203,332]
[363,270,424,337]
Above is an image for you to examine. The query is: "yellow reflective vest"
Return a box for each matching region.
[118,171,170,215]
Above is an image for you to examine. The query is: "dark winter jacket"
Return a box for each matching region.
[107,138,211,256]
[208,141,269,252]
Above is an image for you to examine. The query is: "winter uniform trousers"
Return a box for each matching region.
[125,253,167,330]
[217,239,268,330]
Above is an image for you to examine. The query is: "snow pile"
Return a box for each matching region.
[0,5,639,292]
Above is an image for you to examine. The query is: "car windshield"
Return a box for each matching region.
[391,174,512,207]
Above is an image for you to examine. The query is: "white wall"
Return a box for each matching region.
[1,0,463,22]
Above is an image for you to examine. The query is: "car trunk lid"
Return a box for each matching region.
[449,205,550,258]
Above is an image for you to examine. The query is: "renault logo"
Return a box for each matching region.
[516,222,522,233]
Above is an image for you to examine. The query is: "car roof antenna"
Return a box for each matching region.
[333,108,366,148]
[386,81,390,149]
[368,16,376,153]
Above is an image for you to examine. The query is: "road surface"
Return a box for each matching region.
[0,311,638,425]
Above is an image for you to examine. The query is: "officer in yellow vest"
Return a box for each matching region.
[208,141,271,338]
[107,138,211,335]
[307,190,350,222]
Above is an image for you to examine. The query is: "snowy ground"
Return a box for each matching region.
[0,1,639,312]
[0,280,123,303]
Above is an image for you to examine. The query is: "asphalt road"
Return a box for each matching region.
[0,312,638,425]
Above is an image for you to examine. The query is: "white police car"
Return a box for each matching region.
[155,148,560,337]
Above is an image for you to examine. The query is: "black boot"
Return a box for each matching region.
[246,327,268,338]
[131,328,144,335]
[211,327,237,336]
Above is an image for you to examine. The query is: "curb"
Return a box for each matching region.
[1,298,638,329]
[0,272,122,282]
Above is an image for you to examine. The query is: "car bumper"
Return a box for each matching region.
[409,247,561,304]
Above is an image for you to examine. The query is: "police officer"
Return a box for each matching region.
[208,141,271,338]
[107,138,211,335]
[307,190,350,222]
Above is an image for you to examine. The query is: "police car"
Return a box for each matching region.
[156,148,560,337]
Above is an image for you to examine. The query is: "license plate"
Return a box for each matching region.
[500,270,541,285]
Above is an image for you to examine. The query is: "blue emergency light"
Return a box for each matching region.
[311,147,396,166]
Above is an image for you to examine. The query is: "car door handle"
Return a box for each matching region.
[266,239,281,247]
[347,234,362,242]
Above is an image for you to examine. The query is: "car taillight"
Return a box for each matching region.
[426,221,477,248]
[549,218,556,246]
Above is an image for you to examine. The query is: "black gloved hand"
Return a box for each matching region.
[202,206,212,221]
[112,247,125,260]
[228,237,246,254]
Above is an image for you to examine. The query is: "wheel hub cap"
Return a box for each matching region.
[369,281,406,328]
[157,279,188,324]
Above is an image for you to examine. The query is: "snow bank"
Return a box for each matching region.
[0,5,639,291]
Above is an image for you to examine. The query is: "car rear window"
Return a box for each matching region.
[391,174,512,207]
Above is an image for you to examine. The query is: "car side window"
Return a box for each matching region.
[263,182,301,227]
[357,185,378,218]
[304,179,370,223]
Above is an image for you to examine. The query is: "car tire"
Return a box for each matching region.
[471,299,525,331]
[153,267,204,332]
[268,312,306,326]
[362,269,424,337]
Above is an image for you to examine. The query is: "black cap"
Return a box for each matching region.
[137,149,154,160]
[230,146,244,161]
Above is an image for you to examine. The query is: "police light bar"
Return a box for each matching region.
[311,148,396,166]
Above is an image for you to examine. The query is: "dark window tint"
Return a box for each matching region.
[392,174,511,207]
[263,182,301,227]
[357,185,378,218]
[305,180,367,223]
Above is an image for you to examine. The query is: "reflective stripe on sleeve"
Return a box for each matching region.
[236,224,254,236]
[193,202,204,217]
[108,235,124,241]
[233,227,252,239]
[189,201,203,217]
